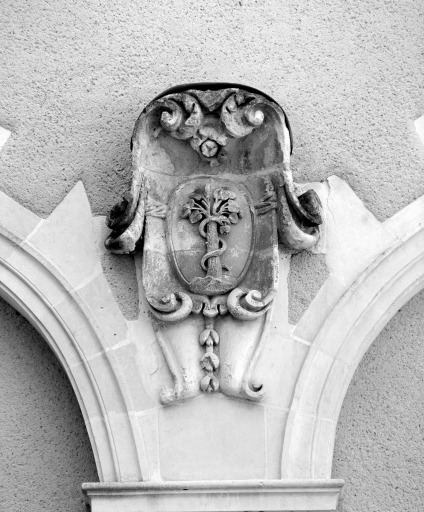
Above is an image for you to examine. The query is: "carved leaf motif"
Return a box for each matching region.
[200,374,220,393]
[213,188,235,201]
[226,200,240,213]
[199,328,220,346]
[201,352,220,372]
[200,375,211,392]
[199,329,211,345]
[229,212,239,224]
[191,193,204,202]
[189,211,202,223]
[210,329,219,344]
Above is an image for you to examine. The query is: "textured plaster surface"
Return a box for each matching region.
[0,297,98,511]
[0,0,423,509]
[333,289,424,512]
[288,252,328,325]
[0,1,423,222]
[100,251,138,320]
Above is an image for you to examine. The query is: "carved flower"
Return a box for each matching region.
[190,115,229,167]
[198,124,228,147]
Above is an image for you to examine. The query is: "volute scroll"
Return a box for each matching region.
[105,83,323,404]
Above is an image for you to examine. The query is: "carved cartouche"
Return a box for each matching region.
[105,83,322,404]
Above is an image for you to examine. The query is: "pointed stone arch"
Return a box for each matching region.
[1,174,423,510]
[0,184,149,482]
[281,193,424,479]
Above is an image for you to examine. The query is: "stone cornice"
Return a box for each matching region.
[83,479,344,512]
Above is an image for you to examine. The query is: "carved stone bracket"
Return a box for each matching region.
[105,83,323,404]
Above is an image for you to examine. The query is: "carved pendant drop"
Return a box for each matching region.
[105,84,323,404]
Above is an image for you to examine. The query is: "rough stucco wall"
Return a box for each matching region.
[288,252,328,324]
[333,289,424,511]
[0,1,423,222]
[0,297,98,511]
[0,0,423,509]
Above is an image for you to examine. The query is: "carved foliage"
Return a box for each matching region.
[182,183,243,295]
[105,85,324,404]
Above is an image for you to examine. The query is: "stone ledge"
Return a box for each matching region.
[82,479,344,512]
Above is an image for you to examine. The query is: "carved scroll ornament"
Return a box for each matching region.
[105,83,322,404]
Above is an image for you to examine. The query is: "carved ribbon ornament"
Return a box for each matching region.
[105,83,322,404]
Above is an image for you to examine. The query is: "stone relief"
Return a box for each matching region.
[105,84,323,404]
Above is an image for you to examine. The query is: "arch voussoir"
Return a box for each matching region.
[282,198,424,480]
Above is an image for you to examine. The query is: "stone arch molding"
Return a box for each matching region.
[281,183,424,480]
[0,172,424,512]
[0,183,150,483]
[0,177,423,511]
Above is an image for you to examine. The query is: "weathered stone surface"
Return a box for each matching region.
[158,396,266,481]
[282,192,424,482]
[0,190,40,243]
[28,181,102,290]
[94,216,139,321]
[294,175,398,341]
[1,156,423,509]
[288,252,329,325]
[105,85,323,405]
[83,480,344,512]
[2,3,424,511]
[266,407,288,478]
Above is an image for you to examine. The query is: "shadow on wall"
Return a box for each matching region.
[0,296,98,511]
[333,289,424,512]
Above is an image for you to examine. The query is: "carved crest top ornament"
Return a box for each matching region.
[105,83,323,404]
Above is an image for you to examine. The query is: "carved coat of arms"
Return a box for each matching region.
[105,84,322,404]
